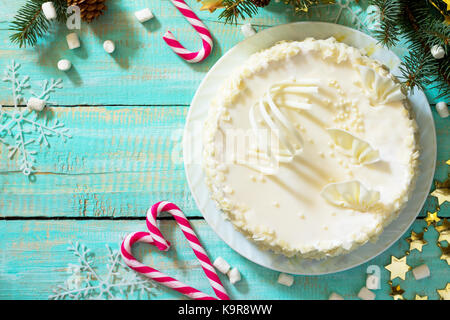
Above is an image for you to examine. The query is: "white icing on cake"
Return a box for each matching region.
[203,38,419,259]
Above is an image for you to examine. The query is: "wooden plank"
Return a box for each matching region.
[0,1,443,106]
[0,219,448,300]
[0,106,447,217]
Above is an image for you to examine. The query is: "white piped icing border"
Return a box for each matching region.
[202,37,420,259]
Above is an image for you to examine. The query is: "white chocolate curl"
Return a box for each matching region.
[328,292,344,300]
[27,97,46,112]
[135,8,154,23]
[103,40,115,54]
[227,268,241,285]
[213,256,230,274]
[357,287,376,300]
[42,2,57,20]
[277,273,294,287]
[66,33,80,50]
[57,59,72,71]
[412,264,430,280]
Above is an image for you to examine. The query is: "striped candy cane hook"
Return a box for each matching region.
[121,201,229,300]
[163,0,213,63]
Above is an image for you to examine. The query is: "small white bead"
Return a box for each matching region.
[42,2,57,20]
[135,8,154,23]
[103,40,115,53]
[57,59,72,71]
[436,101,449,118]
[27,97,46,112]
[66,33,80,50]
[412,264,430,280]
[227,267,241,284]
[357,287,376,300]
[366,274,380,290]
[328,292,344,300]
[431,45,445,59]
[277,273,294,287]
[241,23,256,38]
[213,257,230,274]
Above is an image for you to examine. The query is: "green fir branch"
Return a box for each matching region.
[218,0,259,24]
[9,0,67,48]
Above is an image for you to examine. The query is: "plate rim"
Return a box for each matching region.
[183,21,437,275]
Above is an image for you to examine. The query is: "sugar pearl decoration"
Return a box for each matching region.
[213,256,231,274]
[27,97,46,112]
[328,292,344,300]
[277,273,294,287]
[436,101,449,118]
[241,23,256,38]
[357,287,376,300]
[135,8,154,23]
[366,274,380,290]
[66,33,80,50]
[103,40,115,54]
[57,59,72,71]
[227,268,241,285]
[412,264,430,280]
[42,2,57,20]
[431,45,445,59]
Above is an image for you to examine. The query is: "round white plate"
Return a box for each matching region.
[183,22,436,275]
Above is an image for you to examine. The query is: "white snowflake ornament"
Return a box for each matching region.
[0,61,71,176]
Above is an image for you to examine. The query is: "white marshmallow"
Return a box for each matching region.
[57,59,72,71]
[412,264,430,280]
[213,257,230,274]
[366,274,380,290]
[431,45,445,59]
[135,8,154,23]
[103,40,115,54]
[42,2,57,20]
[241,23,256,38]
[27,97,46,112]
[357,287,376,300]
[277,273,294,287]
[436,101,449,118]
[227,268,241,285]
[66,33,80,50]
[328,292,344,300]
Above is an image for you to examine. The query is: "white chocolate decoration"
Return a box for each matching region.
[412,264,430,280]
[277,273,294,287]
[329,292,344,300]
[358,287,376,300]
[27,97,46,112]
[213,256,231,274]
[42,2,57,20]
[327,128,380,165]
[321,180,380,211]
[357,65,405,105]
[135,8,154,23]
[66,33,80,50]
[227,267,241,284]
[203,38,419,259]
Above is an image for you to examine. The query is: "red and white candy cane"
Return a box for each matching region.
[163,0,213,63]
[121,201,229,300]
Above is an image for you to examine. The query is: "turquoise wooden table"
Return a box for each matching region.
[0,0,448,300]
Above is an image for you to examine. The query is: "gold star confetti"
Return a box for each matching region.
[385,255,411,280]
[438,230,450,243]
[438,243,450,265]
[425,211,441,226]
[447,159,450,166]
[436,218,450,233]
[431,176,450,206]
[406,231,428,252]
[414,294,428,300]
[437,283,450,300]
[389,284,405,300]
